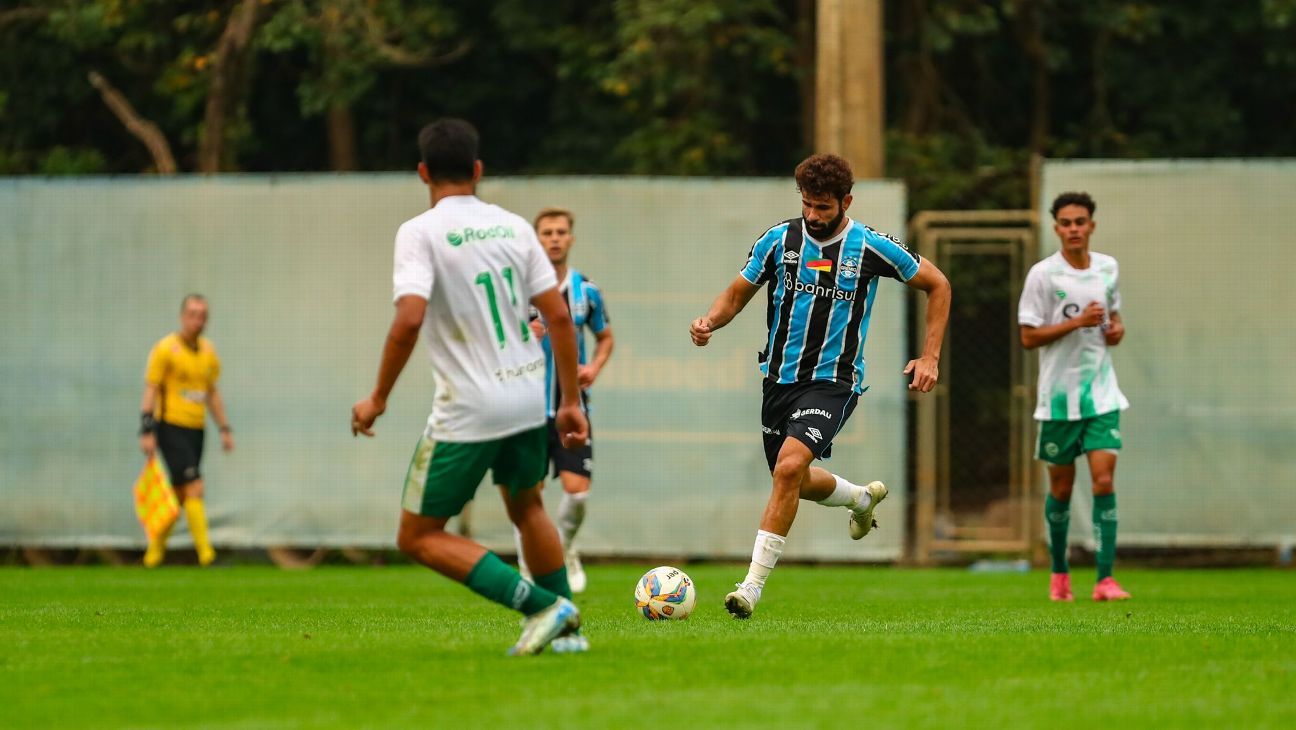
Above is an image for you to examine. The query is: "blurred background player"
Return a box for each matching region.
[1019,192,1131,603]
[515,207,614,593]
[350,118,591,655]
[690,154,951,618]
[138,294,234,567]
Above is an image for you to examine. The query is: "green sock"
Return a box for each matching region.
[533,565,572,600]
[464,552,558,616]
[1093,493,1118,580]
[1045,494,1071,574]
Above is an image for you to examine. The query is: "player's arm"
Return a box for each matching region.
[533,287,589,449]
[139,345,167,457]
[139,382,159,457]
[579,327,614,389]
[690,275,762,346]
[207,384,234,452]
[903,257,952,393]
[1104,311,1125,346]
[1020,302,1105,350]
[352,295,426,437]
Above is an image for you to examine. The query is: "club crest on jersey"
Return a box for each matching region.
[839,257,859,280]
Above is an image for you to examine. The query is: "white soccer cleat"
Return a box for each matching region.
[848,481,888,540]
[550,631,590,654]
[724,582,761,620]
[565,549,587,594]
[508,597,580,656]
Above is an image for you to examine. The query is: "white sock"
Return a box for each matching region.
[557,491,589,546]
[742,530,786,591]
[817,474,858,507]
[512,525,530,579]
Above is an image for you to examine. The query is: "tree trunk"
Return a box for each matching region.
[899,0,939,134]
[198,0,260,173]
[327,104,358,171]
[1012,0,1050,155]
[88,71,177,174]
[796,0,816,152]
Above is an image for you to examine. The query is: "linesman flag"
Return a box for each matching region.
[133,457,179,540]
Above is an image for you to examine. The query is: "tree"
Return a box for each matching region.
[259,0,470,171]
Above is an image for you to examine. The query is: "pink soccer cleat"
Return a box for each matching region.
[1049,573,1074,602]
[1092,576,1131,602]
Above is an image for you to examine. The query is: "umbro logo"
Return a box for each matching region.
[806,427,823,443]
[783,251,800,263]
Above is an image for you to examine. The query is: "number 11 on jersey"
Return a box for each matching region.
[474,266,531,349]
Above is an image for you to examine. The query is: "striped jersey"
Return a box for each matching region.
[739,217,920,393]
[538,268,610,416]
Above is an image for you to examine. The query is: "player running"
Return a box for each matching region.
[351,118,590,655]
[690,153,951,619]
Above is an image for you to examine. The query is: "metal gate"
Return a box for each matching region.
[910,211,1039,564]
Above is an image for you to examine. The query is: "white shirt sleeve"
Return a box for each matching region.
[392,221,434,302]
[1018,265,1049,327]
[1108,260,1122,313]
[520,227,558,297]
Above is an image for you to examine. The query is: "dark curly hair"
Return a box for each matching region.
[795,154,854,201]
[1050,191,1096,219]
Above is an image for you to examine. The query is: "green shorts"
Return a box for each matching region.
[400,425,548,518]
[1036,411,1122,465]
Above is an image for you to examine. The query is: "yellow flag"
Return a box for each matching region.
[133,457,178,540]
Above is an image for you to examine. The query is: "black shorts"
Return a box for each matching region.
[546,418,593,479]
[157,422,204,486]
[761,378,859,472]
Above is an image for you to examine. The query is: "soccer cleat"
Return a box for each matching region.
[508,597,580,656]
[724,582,761,620]
[848,481,889,540]
[565,549,587,594]
[1092,576,1131,602]
[1049,572,1074,602]
[197,548,216,567]
[550,630,590,654]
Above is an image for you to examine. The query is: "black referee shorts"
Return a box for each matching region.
[546,417,593,479]
[157,422,205,486]
[760,378,859,472]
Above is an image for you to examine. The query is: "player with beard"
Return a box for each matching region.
[689,153,952,619]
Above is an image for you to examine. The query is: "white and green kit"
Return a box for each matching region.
[1018,250,1129,462]
[391,195,557,515]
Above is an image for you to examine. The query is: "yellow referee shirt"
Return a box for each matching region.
[145,333,221,429]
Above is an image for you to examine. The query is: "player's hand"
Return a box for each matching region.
[529,319,547,340]
[139,432,156,458]
[555,402,589,450]
[578,364,599,389]
[903,355,940,393]
[1104,318,1125,346]
[690,317,713,346]
[220,430,235,453]
[1075,302,1106,328]
[351,395,386,437]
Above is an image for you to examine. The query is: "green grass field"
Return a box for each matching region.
[2,565,1293,729]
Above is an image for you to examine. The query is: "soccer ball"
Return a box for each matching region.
[634,566,696,620]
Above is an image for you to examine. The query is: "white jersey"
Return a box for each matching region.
[1018,251,1129,421]
[392,195,557,441]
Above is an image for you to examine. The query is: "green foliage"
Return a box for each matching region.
[2,0,1295,207]
[259,0,465,117]
[35,145,107,174]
